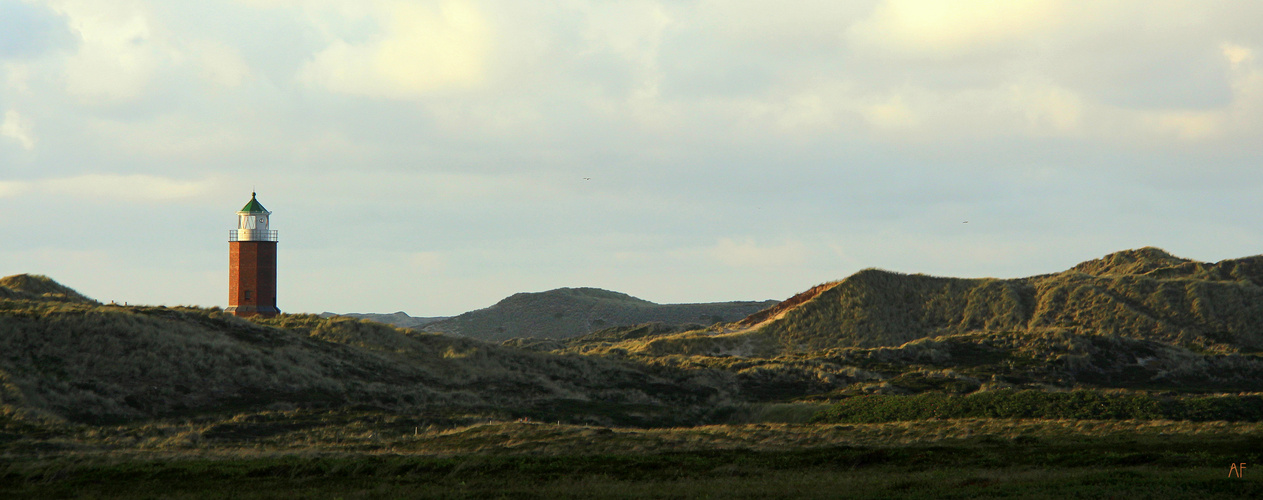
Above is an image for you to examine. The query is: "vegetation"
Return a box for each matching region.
[0,292,739,426]
[4,450,1262,498]
[812,390,1263,423]
[573,248,1263,358]
[4,247,1263,496]
[2,414,1261,498]
[421,287,776,342]
[0,274,96,304]
[319,311,449,329]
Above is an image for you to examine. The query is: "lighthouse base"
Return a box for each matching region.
[225,305,281,318]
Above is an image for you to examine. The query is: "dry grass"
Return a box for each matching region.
[570,248,1263,359]
[5,409,1262,458]
[0,296,740,425]
[421,287,775,342]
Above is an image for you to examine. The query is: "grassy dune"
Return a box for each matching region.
[0,285,738,426]
[548,249,1263,402]
[577,248,1263,358]
[5,248,1263,497]
[422,287,776,342]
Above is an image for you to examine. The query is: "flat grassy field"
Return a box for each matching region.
[3,458,1257,499]
[3,416,1260,498]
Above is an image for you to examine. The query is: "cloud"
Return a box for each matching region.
[693,0,869,48]
[1008,83,1084,135]
[847,0,1065,58]
[0,0,75,58]
[406,251,446,274]
[710,238,809,268]
[192,41,252,87]
[0,180,30,198]
[49,0,167,104]
[862,93,920,130]
[1,109,35,150]
[299,0,491,99]
[4,0,1263,314]
[0,174,221,202]
[1129,40,1263,142]
[577,0,672,64]
[3,61,33,93]
[83,113,257,162]
[1224,43,1253,70]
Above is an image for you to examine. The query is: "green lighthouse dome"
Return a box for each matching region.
[239,192,268,213]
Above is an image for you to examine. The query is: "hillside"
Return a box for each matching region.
[579,248,1263,357]
[0,276,738,426]
[4,270,1263,499]
[5,248,1262,428]
[0,274,97,304]
[318,311,449,329]
[421,287,777,342]
[553,248,1263,397]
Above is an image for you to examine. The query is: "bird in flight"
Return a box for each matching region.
[583,177,591,181]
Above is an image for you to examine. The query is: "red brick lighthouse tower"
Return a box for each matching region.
[227,192,280,317]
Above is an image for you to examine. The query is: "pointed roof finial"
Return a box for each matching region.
[240,192,268,213]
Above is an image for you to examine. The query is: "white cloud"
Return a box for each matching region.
[4,0,1263,314]
[192,41,251,87]
[406,251,446,274]
[847,0,1065,58]
[710,238,808,268]
[1223,42,1253,70]
[862,93,920,130]
[1145,110,1221,140]
[3,62,33,94]
[0,174,221,202]
[299,0,491,99]
[768,89,843,134]
[84,114,255,161]
[583,1,675,129]
[289,170,564,207]
[695,0,868,48]
[0,180,31,198]
[577,1,672,63]
[1,109,36,150]
[1008,83,1085,135]
[49,0,168,104]
[45,174,217,201]
[1130,41,1263,142]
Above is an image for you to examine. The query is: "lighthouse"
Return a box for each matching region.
[227,192,279,317]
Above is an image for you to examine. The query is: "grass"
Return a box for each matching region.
[0,462,1242,499]
[565,248,1263,359]
[7,263,1263,497]
[422,287,775,342]
[5,407,1263,456]
[812,390,1263,424]
[4,466,1258,499]
[0,295,745,426]
[3,432,1261,498]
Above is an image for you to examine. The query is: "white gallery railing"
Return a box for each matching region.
[229,230,278,242]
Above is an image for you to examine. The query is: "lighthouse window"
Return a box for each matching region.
[244,290,253,300]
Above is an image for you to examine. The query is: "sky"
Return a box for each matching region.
[3,0,1263,316]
